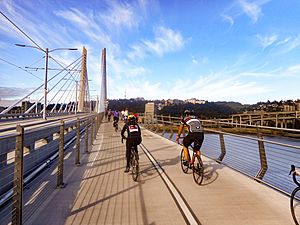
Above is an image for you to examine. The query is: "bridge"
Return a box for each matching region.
[0,42,299,225]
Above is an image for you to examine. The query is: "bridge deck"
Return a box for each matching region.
[23,121,294,225]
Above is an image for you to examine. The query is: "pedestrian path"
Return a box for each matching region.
[24,120,294,225]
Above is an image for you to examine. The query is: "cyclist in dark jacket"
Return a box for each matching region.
[121,115,142,173]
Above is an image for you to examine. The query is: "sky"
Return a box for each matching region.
[1,0,300,107]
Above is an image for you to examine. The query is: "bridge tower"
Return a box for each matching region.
[99,48,107,113]
[78,47,88,112]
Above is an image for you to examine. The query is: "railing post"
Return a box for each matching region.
[94,116,97,139]
[161,115,166,135]
[75,118,80,166]
[154,115,159,133]
[217,120,226,161]
[255,129,268,180]
[57,120,65,188]
[12,125,24,225]
[218,133,226,161]
[169,115,174,139]
[85,120,89,153]
[90,118,94,145]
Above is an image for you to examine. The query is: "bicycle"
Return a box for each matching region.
[122,138,139,181]
[290,165,300,225]
[178,139,204,185]
[113,120,118,132]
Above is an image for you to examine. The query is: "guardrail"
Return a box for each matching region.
[140,114,300,196]
[0,111,80,120]
[0,112,103,225]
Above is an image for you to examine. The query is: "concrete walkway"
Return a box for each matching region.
[24,120,294,225]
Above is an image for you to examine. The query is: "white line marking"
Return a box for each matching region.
[141,144,199,225]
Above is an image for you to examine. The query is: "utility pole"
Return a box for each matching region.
[43,48,49,120]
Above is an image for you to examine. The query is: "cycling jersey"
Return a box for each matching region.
[180,115,203,133]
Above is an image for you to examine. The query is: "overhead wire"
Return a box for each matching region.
[0,57,43,81]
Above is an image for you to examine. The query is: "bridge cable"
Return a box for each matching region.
[41,61,80,112]
[24,57,82,113]
[49,70,81,113]
[0,11,43,51]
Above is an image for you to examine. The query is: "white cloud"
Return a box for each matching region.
[128,26,186,60]
[256,34,278,49]
[221,14,234,26]
[284,64,300,76]
[144,26,185,56]
[100,1,139,31]
[223,0,271,24]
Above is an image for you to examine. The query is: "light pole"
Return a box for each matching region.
[15,44,77,120]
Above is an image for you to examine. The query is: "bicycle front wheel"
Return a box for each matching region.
[193,155,204,185]
[180,149,189,173]
[291,186,300,225]
[131,152,139,182]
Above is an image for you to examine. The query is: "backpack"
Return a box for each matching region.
[127,123,142,145]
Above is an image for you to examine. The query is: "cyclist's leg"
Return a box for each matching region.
[194,132,204,158]
[183,135,192,162]
[125,141,131,172]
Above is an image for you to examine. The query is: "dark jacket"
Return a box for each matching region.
[121,121,142,144]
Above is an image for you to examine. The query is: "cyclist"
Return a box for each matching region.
[121,115,142,173]
[107,109,112,122]
[176,109,204,166]
[113,110,120,130]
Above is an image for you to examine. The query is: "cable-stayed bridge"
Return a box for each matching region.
[0,11,299,225]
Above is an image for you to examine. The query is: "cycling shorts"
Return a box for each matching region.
[183,132,204,150]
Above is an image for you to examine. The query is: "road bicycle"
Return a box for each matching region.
[122,138,139,181]
[290,165,300,225]
[113,120,118,132]
[179,139,204,185]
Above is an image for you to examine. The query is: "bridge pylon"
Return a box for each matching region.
[99,48,107,113]
[78,46,88,112]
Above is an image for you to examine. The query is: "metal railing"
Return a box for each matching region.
[140,114,300,196]
[0,112,103,225]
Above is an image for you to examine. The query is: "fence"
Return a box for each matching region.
[0,113,103,225]
[140,114,300,196]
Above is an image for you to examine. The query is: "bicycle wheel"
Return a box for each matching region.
[291,186,300,225]
[193,155,204,185]
[180,149,189,173]
[131,152,139,181]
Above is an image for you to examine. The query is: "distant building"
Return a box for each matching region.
[145,102,155,117]
[185,98,206,104]
[295,100,300,111]
[21,101,42,113]
[283,104,296,112]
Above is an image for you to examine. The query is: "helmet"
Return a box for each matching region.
[183,109,194,116]
[128,115,136,122]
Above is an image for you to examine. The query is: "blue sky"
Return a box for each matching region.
[1,0,300,106]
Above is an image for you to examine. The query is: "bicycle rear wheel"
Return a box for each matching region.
[291,186,300,225]
[193,155,204,185]
[180,149,189,173]
[131,152,139,181]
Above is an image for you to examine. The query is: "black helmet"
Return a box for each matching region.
[183,109,194,116]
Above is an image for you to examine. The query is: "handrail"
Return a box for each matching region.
[0,112,104,225]
[140,113,300,197]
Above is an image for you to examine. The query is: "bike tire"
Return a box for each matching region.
[291,186,300,225]
[180,149,189,173]
[193,155,204,185]
[131,152,139,182]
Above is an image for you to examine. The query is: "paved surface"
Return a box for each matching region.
[23,120,294,225]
